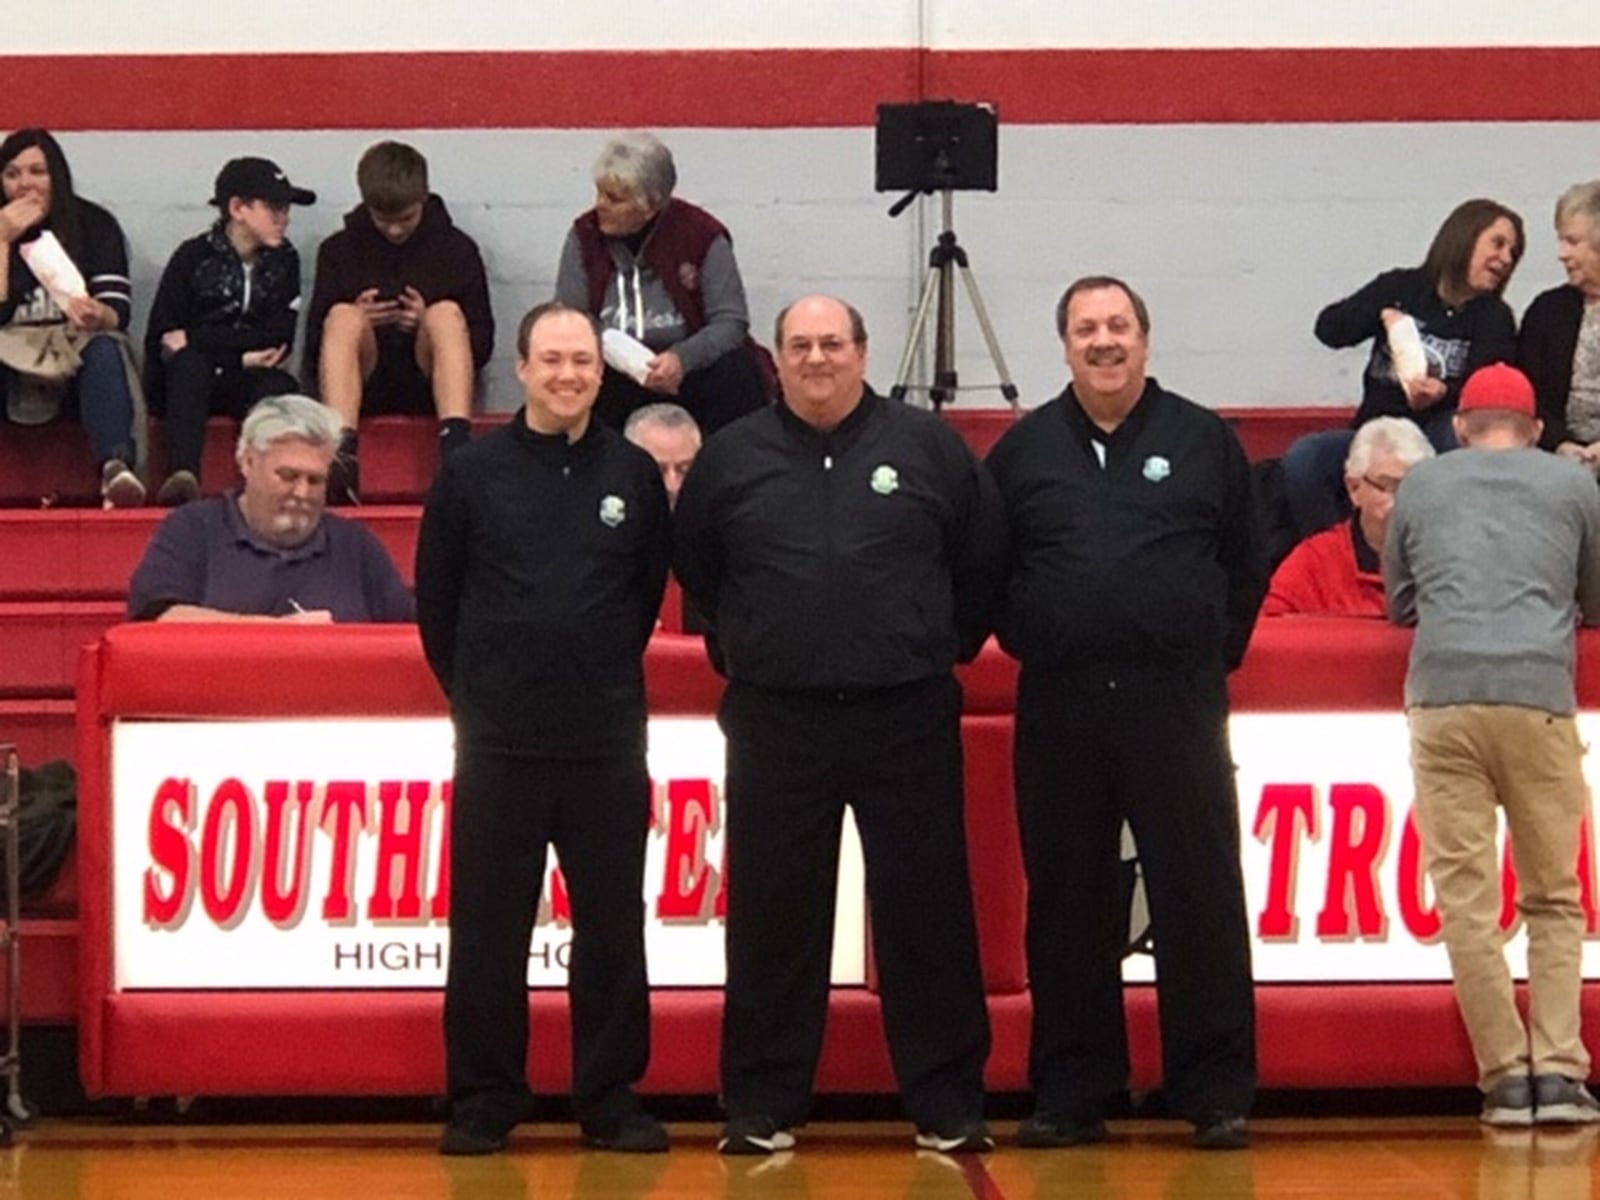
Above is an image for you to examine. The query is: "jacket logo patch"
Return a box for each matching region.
[870,465,899,496]
[678,262,700,292]
[1142,455,1171,483]
[599,495,627,527]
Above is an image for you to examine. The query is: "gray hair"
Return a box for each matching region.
[592,132,677,209]
[235,394,344,462]
[1555,181,1600,242]
[625,402,701,442]
[1344,416,1435,478]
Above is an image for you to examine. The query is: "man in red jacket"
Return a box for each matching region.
[304,141,494,502]
[1264,416,1433,616]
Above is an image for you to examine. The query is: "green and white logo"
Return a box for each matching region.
[1142,455,1171,483]
[870,465,899,495]
[599,495,627,527]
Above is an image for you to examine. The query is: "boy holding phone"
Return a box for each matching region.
[304,141,494,502]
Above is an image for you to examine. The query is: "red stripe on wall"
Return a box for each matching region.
[4,47,1600,131]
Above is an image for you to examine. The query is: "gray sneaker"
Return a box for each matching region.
[1481,1075,1535,1126]
[1533,1074,1600,1124]
[100,459,146,509]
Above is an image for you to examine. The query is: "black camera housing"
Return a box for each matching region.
[874,100,998,194]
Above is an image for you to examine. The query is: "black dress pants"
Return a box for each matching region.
[717,676,991,1130]
[1014,662,1257,1123]
[593,342,769,438]
[443,745,652,1132]
[158,347,298,474]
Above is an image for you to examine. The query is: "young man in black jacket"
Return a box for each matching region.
[415,302,670,1157]
[986,275,1268,1152]
[673,294,1004,1157]
[144,156,314,504]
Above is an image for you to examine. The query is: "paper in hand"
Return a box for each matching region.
[602,328,655,385]
[18,231,89,311]
[1385,315,1430,390]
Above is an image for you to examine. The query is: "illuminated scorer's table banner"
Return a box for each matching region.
[1196,712,1600,986]
[112,718,867,990]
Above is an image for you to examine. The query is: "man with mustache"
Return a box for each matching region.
[673,294,1004,1156]
[126,393,412,622]
[986,276,1268,1150]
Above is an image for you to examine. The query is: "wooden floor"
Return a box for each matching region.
[2,1117,1596,1199]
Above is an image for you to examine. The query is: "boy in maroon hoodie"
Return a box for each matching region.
[305,141,493,501]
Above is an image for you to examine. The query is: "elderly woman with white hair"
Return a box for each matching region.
[1263,415,1435,616]
[555,132,771,434]
[1519,181,1600,471]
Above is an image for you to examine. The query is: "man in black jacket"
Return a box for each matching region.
[415,302,670,1157]
[986,276,1268,1151]
[673,294,1004,1157]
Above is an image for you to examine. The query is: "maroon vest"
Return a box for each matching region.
[573,198,727,334]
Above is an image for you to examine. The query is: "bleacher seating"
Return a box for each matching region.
[0,403,1353,1032]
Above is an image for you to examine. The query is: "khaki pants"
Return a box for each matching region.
[1409,704,1593,1091]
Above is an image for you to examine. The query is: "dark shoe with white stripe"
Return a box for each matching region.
[719,1115,796,1155]
[914,1119,995,1153]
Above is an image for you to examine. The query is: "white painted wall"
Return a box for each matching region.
[54,124,1592,413]
[12,1,1594,52]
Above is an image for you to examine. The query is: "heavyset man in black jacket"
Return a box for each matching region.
[415,302,671,1157]
[986,276,1268,1151]
[673,294,1005,1156]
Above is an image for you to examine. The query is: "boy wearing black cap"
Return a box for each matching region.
[144,156,315,504]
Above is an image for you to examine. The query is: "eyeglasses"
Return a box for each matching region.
[781,337,858,359]
[1361,474,1404,495]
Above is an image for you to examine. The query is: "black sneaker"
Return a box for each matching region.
[1192,1111,1250,1150]
[914,1119,995,1153]
[438,1122,510,1156]
[155,469,199,507]
[1481,1075,1536,1127]
[580,1109,670,1153]
[718,1115,796,1155]
[1017,1112,1109,1148]
[1533,1074,1600,1125]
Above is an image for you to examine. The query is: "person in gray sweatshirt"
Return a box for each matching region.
[1385,362,1600,1129]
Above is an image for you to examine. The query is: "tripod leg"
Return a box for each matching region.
[956,264,1022,409]
[891,263,945,403]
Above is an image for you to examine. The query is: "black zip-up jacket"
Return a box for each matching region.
[672,388,1006,691]
[144,224,302,407]
[414,416,670,756]
[1314,266,1516,427]
[1517,283,1586,451]
[986,380,1266,675]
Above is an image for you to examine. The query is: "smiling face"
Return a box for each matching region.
[1557,212,1600,299]
[776,296,868,430]
[1063,285,1149,415]
[1,146,52,215]
[515,309,603,438]
[1464,216,1520,295]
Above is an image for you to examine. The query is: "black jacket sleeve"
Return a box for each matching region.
[414,460,470,695]
[634,460,672,654]
[1314,268,1411,350]
[1218,423,1269,671]
[943,435,1008,662]
[187,245,301,357]
[1518,287,1582,450]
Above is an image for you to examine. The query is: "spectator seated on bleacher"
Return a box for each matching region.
[1263,416,1434,617]
[623,401,701,510]
[1520,180,1600,474]
[1281,198,1524,539]
[126,394,413,623]
[144,156,315,507]
[0,129,144,508]
[555,131,772,438]
[303,141,494,504]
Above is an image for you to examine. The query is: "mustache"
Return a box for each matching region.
[1085,348,1127,365]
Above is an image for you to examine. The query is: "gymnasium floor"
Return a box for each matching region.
[2,1115,1594,1199]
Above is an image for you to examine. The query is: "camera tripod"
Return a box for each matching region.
[889,190,1020,411]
